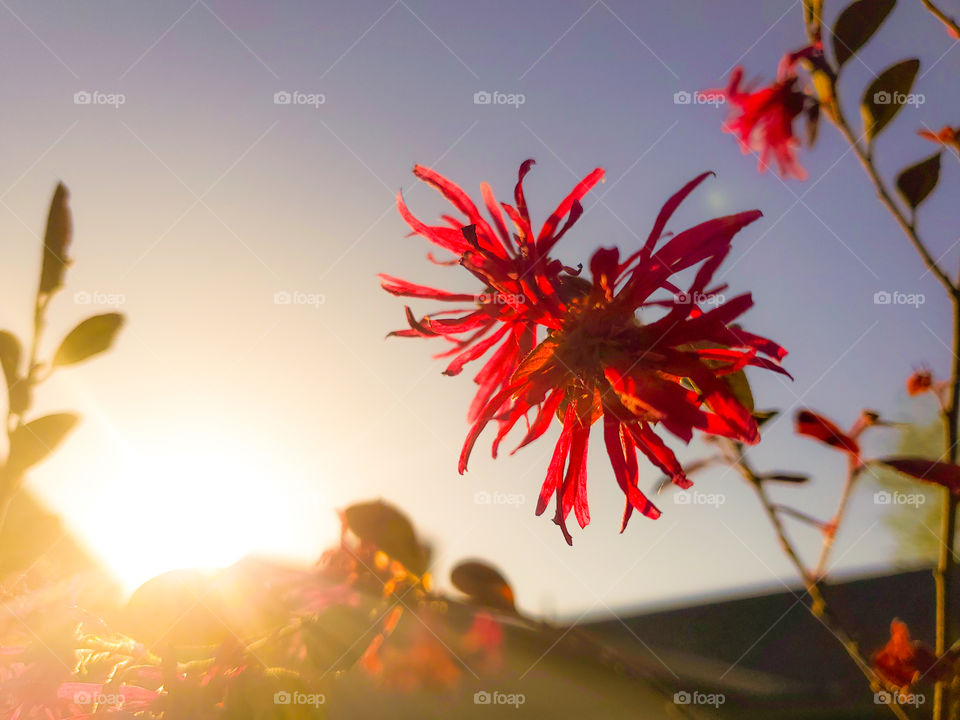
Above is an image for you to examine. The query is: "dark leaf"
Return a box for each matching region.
[806,103,821,147]
[896,152,941,210]
[759,473,811,484]
[52,313,125,367]
[450,560,515,611]
[876,456,960,493]
[832,0,896,69]
[343,500,428,575]
[861,59,920,142]
[6,413,79,476]
[0,331,21,386]
[39,183,72,295]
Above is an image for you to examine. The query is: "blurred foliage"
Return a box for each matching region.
[871,412,953,565]
[0,499,678,719]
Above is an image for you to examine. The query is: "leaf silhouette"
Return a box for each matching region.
[53,313,125,367]
[39,183,72,295]
[451,560,515,611]
[0,331,21,386]
[344,500,428,575]
[5,413,79,477]
[832,0,896,69]
[861,59,920,142]
[896,152,941,210]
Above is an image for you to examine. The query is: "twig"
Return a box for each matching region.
[722,440,910,720]
[920,0,960,38]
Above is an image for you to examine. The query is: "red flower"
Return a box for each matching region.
[716,46,820,180]
[919,126,960,152]
[873,620,948,689]
[452,172,786,543]
[382,160,603,432]
[794,409,861,459]
[906,368,934,396]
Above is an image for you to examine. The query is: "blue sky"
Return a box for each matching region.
[0,0,958,617]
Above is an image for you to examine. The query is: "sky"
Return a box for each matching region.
[0,0,959,618]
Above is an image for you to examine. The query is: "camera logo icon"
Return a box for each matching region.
[874,90,892,105]
[473,91,492,105]
[274,691,292,705]
[673,90,692,104]
[474,691,492,704]
[474,490,492,505]
[874,290,892,305]
[674,492,691,505]
[874,491,892,505]
[274,291,292,305]
[74,291,92,305]
[74,91,92,105]
[274,91,292,105]
[674,691,692,704]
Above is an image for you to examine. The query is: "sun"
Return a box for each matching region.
[74,430,332,595]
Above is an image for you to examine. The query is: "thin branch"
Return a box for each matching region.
[920,0,960,38]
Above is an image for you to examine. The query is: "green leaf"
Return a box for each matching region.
[861,59,920,141]
[6,413,79,475]
[896,152,941,210]
[724,370,755,413]
[0,331,21,386]
[832,0,896,69]
[343,500,428,575]
[39,183,72,295]
[451,560,515,611]
[53,313,125,367]
[754,409,780,427]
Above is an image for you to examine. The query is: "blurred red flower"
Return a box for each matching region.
[794,409,861,460]
[716,45,820,180]
[873,620,948,689]
[919,126,960,153]
[906,368,934,396]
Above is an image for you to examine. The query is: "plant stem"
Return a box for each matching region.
[920,0,960,38]
[726,444,910,720]
[814,465,858,579]
[828,85,960,720]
